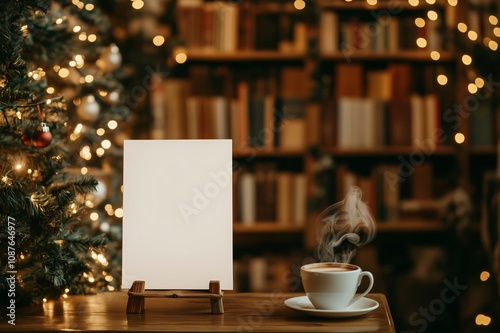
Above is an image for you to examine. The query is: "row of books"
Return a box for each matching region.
[320,11,443,54]
[234,169,307,226]
[334,162,441,223]
[324,62,447,148]
[333,94,443,149]
[177,0,307,53]
[151,78,307,151]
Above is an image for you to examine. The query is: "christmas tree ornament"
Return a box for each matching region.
[96,44,122,72]
[76,95,100,121]
[21,132,32,146]
[33,122,52,148]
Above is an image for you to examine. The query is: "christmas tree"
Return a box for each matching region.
[0,0,127,307]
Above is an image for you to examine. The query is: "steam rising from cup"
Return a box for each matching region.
[316,186,376,263]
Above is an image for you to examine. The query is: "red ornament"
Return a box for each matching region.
[21,133,32,146]
[32,123,52,148]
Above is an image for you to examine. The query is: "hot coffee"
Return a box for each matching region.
[300,262,374,310]
[305,266,356,273]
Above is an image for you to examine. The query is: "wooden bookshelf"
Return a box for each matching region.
[150,0,495,292]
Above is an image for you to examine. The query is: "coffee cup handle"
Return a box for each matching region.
[349,271,374,306]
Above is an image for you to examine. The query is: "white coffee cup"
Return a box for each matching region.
[300,262,374,311]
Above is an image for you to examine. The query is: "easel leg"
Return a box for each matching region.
[127,280,146,314]
[209,280,224,314]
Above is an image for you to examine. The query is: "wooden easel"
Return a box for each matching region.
[126,280,224,314]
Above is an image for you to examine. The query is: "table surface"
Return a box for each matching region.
[0,292,395,333]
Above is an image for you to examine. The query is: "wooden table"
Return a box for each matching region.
[0,292,395,332]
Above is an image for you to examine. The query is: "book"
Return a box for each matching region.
[388,64,412,146]
[277,172,293,225]
[320,11,339,53]
[239,172,256,225]
[293,173,307,226]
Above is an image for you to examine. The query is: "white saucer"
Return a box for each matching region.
[284,296,379,318]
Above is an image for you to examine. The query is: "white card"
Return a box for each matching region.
[122,140,233,290]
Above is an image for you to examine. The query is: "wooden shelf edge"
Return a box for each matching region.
[233,222,305,233]
[377,220,446,232]
[318,0,445,10]
[233,149,305,158]
[320,51,455,62]
[324,145,456,156]
[184,50,306,62]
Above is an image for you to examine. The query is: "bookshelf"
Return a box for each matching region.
[147,0,499,292]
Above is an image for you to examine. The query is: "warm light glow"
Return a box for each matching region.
[46,87,55,94]
[88,277,95,283]
[56,18,64,25]
[153,35,165,46]
[107,120,118,130]
[427,10,438,21]
[462,54,472,65]
[15,164,22,170]
[457,23,467,33]
[415,18,425,28]
[416,38,427,48]
[408,0,419,6]
[468,31,478,41]
[62,294,68,299]
[88,34,97,42]
[430,51,441,60]
[85,200,94,208]
[480,271,490,281]
[80,146,92,160]
[132,0,144,10]
[437,74,448,85]
[90,212,99,221]
[489,15,499,25]
[96,128,105,136]
[468,83,478,94]
[455,133,465,144]
[96,148,105,157]
[74,123,83,134]
[58,68,70,78]
[85,3,94,10]
[294,0,306,10]
[425,0,436,4]
[489,40,498,51]
[105,275,114,282]
[475,77,485,88]
[115,208,124,218]
[43,298,47,303]
[69,60,76,67]
[73,25,81,33]
[85,75,94,83]
[107,286,115,291]
[97,254,107,264]
[476,314,491,326]
[65,288,70,293]
[175,52,187,64]
[447,0,457,5]
[79,32,87,41]
[101,140,112,149]
[100,222,110,232]
[81,167,88,175]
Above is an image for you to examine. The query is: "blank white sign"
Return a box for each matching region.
[122,140,233,290]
